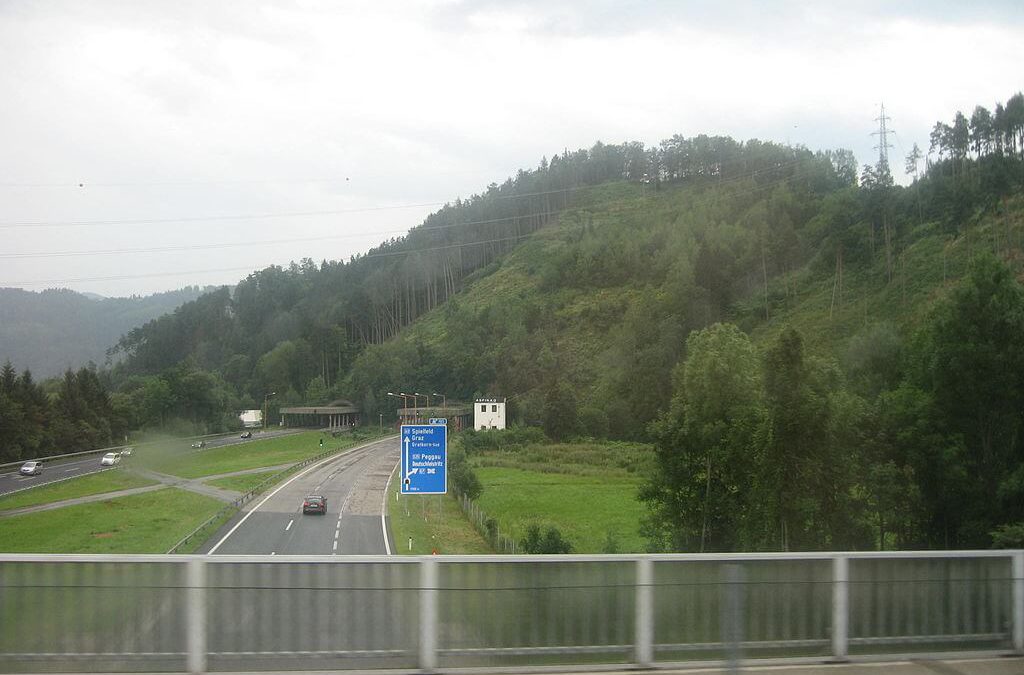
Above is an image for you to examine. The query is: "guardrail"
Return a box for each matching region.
[167,432,395,554]
[0,550,1020,674]
[0,430,251,471]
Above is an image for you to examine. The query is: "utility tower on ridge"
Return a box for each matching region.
[872,103,894,171]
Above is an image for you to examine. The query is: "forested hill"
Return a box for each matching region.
[0,286,212,377]
[109,134,859,411]
[109,93,1024,437]
[101,92,1024,550]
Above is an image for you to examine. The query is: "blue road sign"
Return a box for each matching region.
[428,418,447,425]
[400,424,447,494]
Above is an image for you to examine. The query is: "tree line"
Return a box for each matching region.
[0,363,128,463]
[641,252,1024,551]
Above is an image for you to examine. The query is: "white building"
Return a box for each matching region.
[238,409,263,428]
[474,397,506,430]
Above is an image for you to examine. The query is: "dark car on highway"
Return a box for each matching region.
[240,431,252,439]
[302,495,326,515]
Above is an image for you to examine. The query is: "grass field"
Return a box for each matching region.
[0,469,158,512]
[142,429,386,479]
[0,488,225,553]
[387,465,492,555]
[204,470,280,493]
[469,439,654,553]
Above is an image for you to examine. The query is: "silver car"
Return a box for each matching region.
[19,461,42,476]
[100,452,120,466]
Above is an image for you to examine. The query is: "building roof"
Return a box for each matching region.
[280,405,360,415]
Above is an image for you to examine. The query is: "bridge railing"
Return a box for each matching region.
[0,551,1021,674]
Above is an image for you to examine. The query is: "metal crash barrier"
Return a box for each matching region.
[0,551,1021,673]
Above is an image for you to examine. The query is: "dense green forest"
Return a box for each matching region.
[0,363,130,461]
[0,286,211,377]
[3,92,1022,549]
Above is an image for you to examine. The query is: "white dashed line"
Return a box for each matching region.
[334,530,339,540]
[270,552,276,556]
[64,468,78,472]
[332,540,338,552]
[285,519,293,531]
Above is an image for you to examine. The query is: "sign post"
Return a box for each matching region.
[401,424,447,494]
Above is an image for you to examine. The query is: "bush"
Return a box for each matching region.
[520,524,573,554]
[449,447,483,500]
[459,425,547,455]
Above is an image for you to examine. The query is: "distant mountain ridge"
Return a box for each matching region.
[0,286,215,377]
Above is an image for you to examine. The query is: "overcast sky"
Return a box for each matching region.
[1,1,1021,297]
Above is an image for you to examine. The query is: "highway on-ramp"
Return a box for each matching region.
[202,434,400,555]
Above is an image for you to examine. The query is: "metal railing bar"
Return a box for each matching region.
[2,550,1020,564]
[848,633,1008,644]
[654,639,830,651]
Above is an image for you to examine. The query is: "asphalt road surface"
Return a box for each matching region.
[203,434,400,555]
[0,428,299,498]
[0,456,115,497]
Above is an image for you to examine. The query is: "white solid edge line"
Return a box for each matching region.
[208,437,389,555]
[381,455,400,556]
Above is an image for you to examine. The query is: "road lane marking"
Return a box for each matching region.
[207,435,397,554]
[270,552,275,556]
[381,458,400,555]
[285,519,293,531]
[0,467,113,498]
[332,540,338,552]
[334,530,339,540]
[64,468,79,472]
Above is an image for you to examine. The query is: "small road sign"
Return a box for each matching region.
[400,424,447,494]
[428,418,447,425]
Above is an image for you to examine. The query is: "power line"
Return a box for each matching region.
[0,209,559,260]
[1,155,819,260]
[0,235,532,287]
[0,152,818,229]
[2,153,830,285]
[0,185,589,229]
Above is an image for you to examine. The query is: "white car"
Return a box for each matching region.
[100,452,121,466]
[19,461,42,476]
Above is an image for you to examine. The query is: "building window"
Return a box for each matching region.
[480,405,486,412]
[491,404,497,412]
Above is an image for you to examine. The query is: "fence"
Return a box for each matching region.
[456,492,518,553]
[0,551,1020,674]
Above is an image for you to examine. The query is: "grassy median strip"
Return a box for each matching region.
[143,429,386,479]
[388,469,492,554]
[0,488,225,553]
[0,469,158,512]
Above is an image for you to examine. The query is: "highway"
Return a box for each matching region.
[0,455,115,497]
[203,434,399,555]
[0,428,298,498]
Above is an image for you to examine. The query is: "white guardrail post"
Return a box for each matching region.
[1013,551,1024,654]
[420,557,438,672]
[187,557,208,674]
[831,555,849,661]
[635,556,654,667]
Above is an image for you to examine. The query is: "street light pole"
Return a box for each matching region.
[263,392,277,431]
[433,392,446,413]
